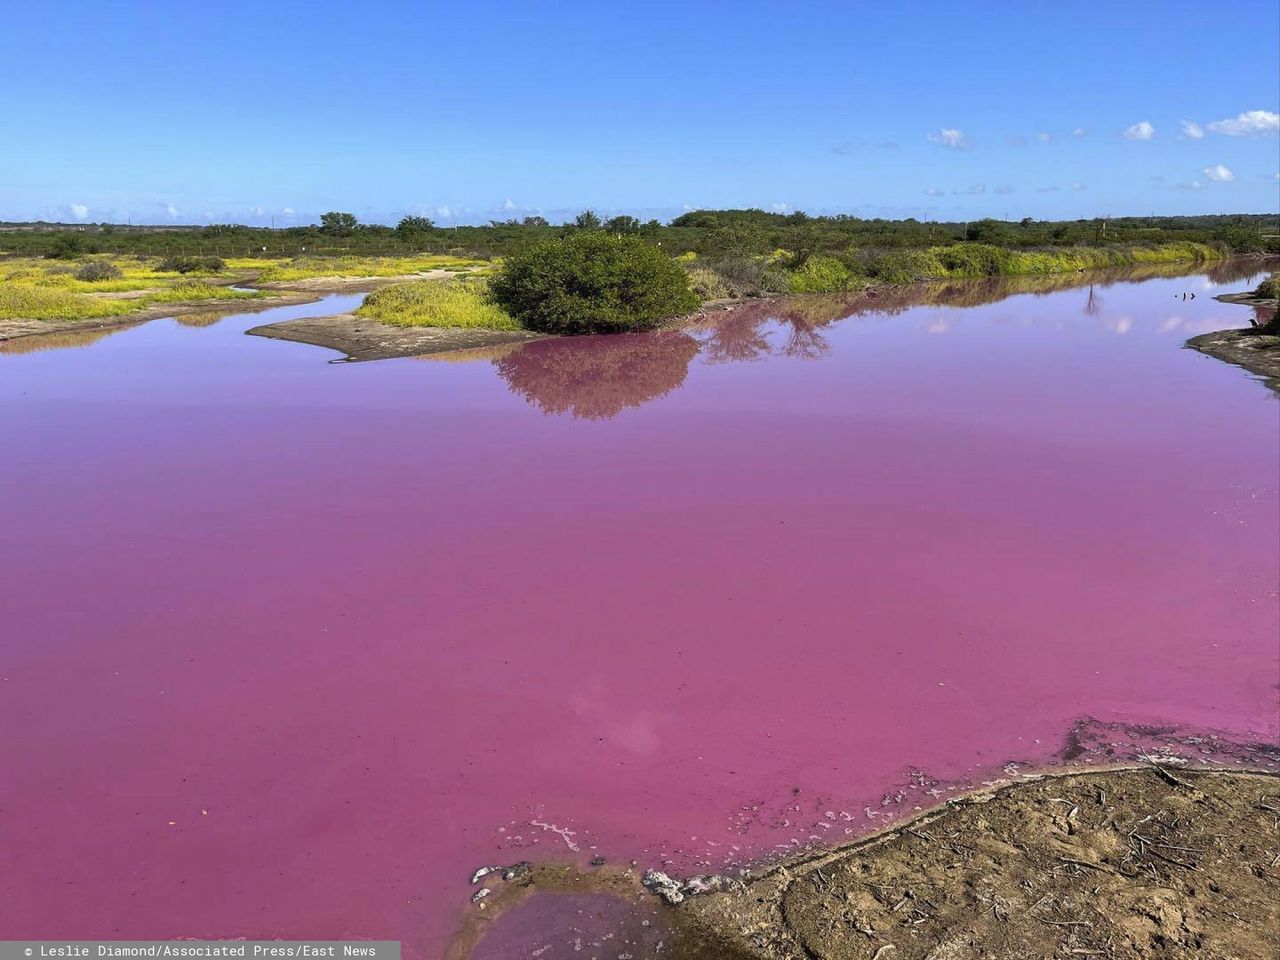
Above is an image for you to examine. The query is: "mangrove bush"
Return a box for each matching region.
[489,233,699,334]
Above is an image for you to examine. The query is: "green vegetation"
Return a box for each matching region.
[143,280,257,304]
[785,255,860,293]
[74,260,123,282]
[157,255,225,274]
[1255,273,1279,299]
[3,209,1275,334]
[0,284,138,322]
[488,232,699,334]
[5,211,1272,264]
[356,279,519,330]
[0,256,261,321]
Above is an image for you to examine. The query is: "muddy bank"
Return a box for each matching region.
[452,766,1280,960]
[1189,287,1280,393]
[245,311,550,362]
[1186,328,1280,394]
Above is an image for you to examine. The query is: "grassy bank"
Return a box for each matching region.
[231,254,484,283]
[356,278,520,330]
[0,256,262,322]
[0,233,1256,334]
[686,240,1228,297]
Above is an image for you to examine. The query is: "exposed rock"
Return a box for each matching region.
[641,870,685,906]
[501,861,531,881]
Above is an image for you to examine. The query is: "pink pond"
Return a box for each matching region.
[1,265,1277,958]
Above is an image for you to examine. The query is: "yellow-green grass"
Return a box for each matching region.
[0,273,261,322]
[144,281,259,304]
[0,285,140,321]
[356,278,520,330]
[230,254,486,282]
[1,255,232,292]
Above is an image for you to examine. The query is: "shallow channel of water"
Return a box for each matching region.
[1,264,1276,957]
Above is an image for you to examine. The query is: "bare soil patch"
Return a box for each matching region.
[1191,290,1280,393]
[245,311,550,362]
[1186,328,1280,394]
[451,767,1280,960]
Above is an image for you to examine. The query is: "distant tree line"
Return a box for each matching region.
[2,209,1276,261]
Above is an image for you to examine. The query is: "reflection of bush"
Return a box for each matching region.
[493,331,700,419]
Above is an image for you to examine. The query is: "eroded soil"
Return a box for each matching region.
[454,768,1280,960]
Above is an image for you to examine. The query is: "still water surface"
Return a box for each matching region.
[2,265,1276,957]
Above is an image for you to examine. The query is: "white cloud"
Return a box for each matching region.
[1179,120,1205,140]
[434,205,453,219]
[951,183,986,195]
[1123,121,1156,140]
[1206,109,1279,137]
[1072,127,1087,137]
[281,207,296,217]
[927,128,971,150]
[1071,182,1087,191]
[1175,180,1205,191]
[993,184,1015,194]
[1035,131,1052,142]
[249,206,266,216]
[923,187,944,196]
[769,202,792,213]
[164,202,180,218]
[501,198,517,211]
[1203,163,1235,182]
[69,203,89,220]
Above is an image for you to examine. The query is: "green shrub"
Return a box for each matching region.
[685,265,732,300]
[691,256,790,298]
[786,255,858,293]
[1254,273,1279,300]
[157,255,225,275]
[74,260,124,282]
[46,233,85,260]
[489,232,699,334]
[356,278,519,330]
[867,249,945,283]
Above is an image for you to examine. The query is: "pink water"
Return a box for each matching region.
[2,266,1277,958]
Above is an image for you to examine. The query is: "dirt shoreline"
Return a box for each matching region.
[450,765,1280,959]
[1187,290,1280,393]
[245,311,550,362]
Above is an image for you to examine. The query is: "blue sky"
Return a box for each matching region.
[3,0,1278,225]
